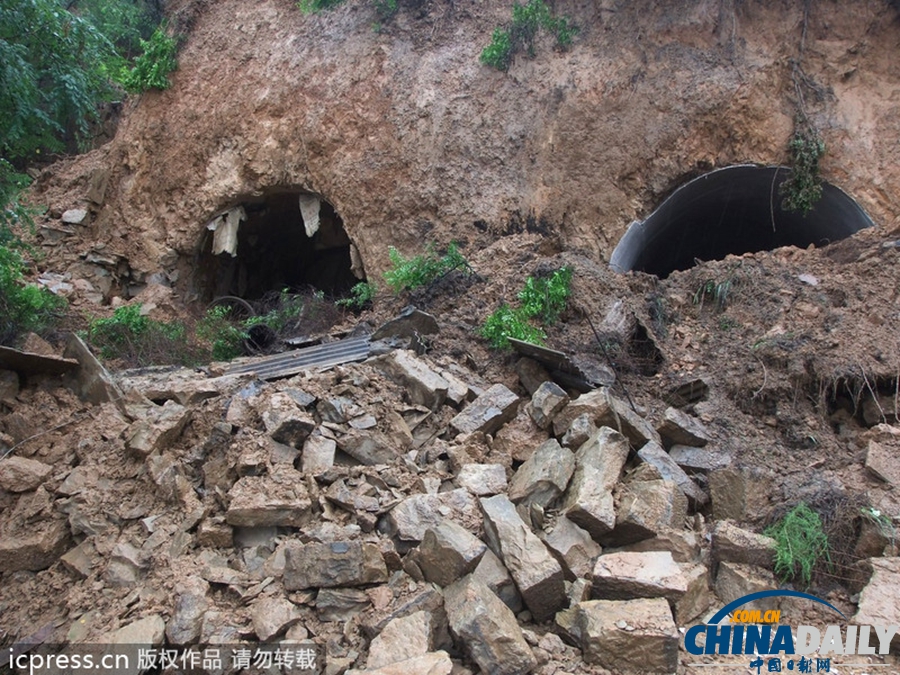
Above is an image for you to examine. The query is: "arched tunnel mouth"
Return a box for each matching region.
[192,188,363,302]
[610,165,875,278]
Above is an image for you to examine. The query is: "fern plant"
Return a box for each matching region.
[480,304,547,350]
[764,502,831,589]
[382,242,469,293]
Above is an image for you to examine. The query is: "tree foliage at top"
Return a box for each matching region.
[0,0,170,168]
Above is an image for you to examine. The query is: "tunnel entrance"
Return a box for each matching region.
[194,190,362,301]
[610,165,875,278]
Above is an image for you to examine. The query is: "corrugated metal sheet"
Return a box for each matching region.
[223,336,371,381]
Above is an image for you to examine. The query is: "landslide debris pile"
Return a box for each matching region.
[1,299,899,674]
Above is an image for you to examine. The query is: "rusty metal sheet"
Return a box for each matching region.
[0,345,79,376]
[223,336,371,381]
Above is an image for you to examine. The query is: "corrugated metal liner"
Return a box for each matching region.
[223,336,370,381]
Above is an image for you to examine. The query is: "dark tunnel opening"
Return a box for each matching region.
[610,165,875,278]
[193,190,362,301]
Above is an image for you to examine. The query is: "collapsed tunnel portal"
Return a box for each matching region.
[610,165,875,278]
[193,190,362,301]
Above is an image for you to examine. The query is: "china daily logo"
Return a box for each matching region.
[684,590,897,673]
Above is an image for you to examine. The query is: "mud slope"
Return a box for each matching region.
[31,0,900,299]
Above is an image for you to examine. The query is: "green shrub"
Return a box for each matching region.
[518,266,572,324]
[780,125,826,216]
[120,25,178,94]
[336,281,377,310]
[0,244,65,346]
[481,0,577,71]
[764,502,830,589]
[245,289,307,334]
[481,28,514,70]
[372,0,398,21]
[196,305,247,361]
[480,303,546,350]
[383,242,469,294]
[86,303,197,366]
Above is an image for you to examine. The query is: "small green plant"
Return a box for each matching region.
[518,266,572,324]
[86,303,197,366]
[0,244,66,346]
[245,289,306,334]
[780,125,826,216]
[196,305,248,361]
[480,304,547,350]
[336,281,377,310]
[372,0,398,21]
[765,502,831,589]
[481,28,514,70]
[383,242,469,294]
[693,277,732,312]
[481,0,577,71]
[120,24,178,93]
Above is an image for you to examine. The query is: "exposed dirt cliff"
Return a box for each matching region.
[29,0,900,301]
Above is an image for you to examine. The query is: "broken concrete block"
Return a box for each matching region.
[251,595,302,641]
[675,563,711,625]
[196,519,233,548]
[491,409,549,463]
[709,467,769,521]
[472,548,523,613]
[166,576,209,646]
[712,520,776,570]
[636,441,708,506]
[283,541,388,590]
[316,587,371,622]
[852,557,900,653]
[351,652,452,675]
[444,575,537,675]
[561,427,629,539]
[552,387,661,449]
[107,614,166,646]
[576,598,679,673]
[375,350,449,410]
[508,439,575,509]
[480,494,566,622]
[714,562,778,613]
[382,488,480,546]
[0,456,53,492]
[668,444,731,473]
[657,406,711,448]
[225,467,312,527]
[541,516,602,581]
[865,440,900,486]
[0,520,70,572]
[261,393,315,448]
[337,430,397,465]
[611,479,688,545]
[592,551,688,602]
[60,539,97,578]
[456,463,508,496]
[367,610,432,669]
[560,412,597,450]
[316,396,363,424]
[528,381,569,430]
[450,384,519,436]
[125,401,190,457]
[414,521,487,587]
[106,541,148,587]
[617,528,701,563]
[62,208,88,224]
[515,357,552,396]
